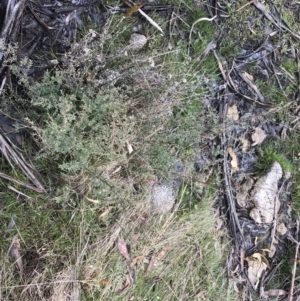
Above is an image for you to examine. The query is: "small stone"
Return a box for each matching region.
[150,183,175,214]
[227,104,239,121]
[127,34,147,51]
[276,223,288,235]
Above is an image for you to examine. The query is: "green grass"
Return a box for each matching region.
[256,142,293,174]
[76,181,235,301]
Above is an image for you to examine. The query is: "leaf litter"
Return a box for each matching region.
[117,237,131,261]
[208,0,300,298]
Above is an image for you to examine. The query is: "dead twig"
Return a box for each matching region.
[236,0,257,12]
[27,4,53,31]
[0,134,45,192]
[236,70,265,103]
[8,185,33,199]
[0,0,27,39]
[289,220,299,301]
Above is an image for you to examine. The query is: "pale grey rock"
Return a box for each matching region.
[249,161,283,224]
[126,34,147,51]
[150,182,175,214]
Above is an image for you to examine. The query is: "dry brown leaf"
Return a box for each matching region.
[117,237,130,260]
[243,71,254,81]
[85,267,100,280]
[240,137,250,153]
[156,245,171,261]
[86,197,100,204]
[251,127,267,146]
[170,146,176,155]
[215,217,224,231]
[130,255,144,268]
[228,147,239,171]
[227,104,239,121]
[9,236,23,274]
[99,280,110,286]
[194,291,205,298]
[264,289,287,297]
[99,207,112,219]
[146,255,156,276]
[245,253,268,288]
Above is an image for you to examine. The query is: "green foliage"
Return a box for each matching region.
[282,57,298,76]
[30,71,131,174]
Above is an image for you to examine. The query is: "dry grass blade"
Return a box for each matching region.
[188,16,217,54]
[0,76,6,96]
[237,71,265,103]
[27,5,53,31]
[0,135,45,192]
[49,268,80,301]
[0,171,44,192]
[236,0,257,12]
[7,185,33,199]
[0,0,26,40]
[138,8,164,34]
